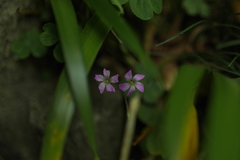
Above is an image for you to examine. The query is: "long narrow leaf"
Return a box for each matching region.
[41,7,111,160]
[40,70,74,160]
[50,0,98,156]
[84,0,159,77]
[206,73,240,160]
[164,65,204,160]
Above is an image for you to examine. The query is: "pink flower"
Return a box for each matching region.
[94,68,119,94]
[119,70,145,96]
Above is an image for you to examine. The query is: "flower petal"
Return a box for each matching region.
[110,74,119,83]
[127,85,136,96]
[125,70,132,81]
[106,84,115,92]
[135,82,144,92]
[119,83,130,91]
[133,74,145,81]
[103,68,110,78]
[94,74,105,81]
[98,82,106,94]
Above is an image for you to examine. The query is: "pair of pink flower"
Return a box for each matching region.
[94,68,145,96]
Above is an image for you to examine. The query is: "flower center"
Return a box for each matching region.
[129,80,135,85]
[104,78,110,84]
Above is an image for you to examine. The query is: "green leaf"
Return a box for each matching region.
[144,126,165,156]
[129,0,162,20]
[164,65,205,160]
[138,104,160,126]
[11,41,30,59]
[84,0,159,77]
[206,73,240,160]
[11,28,47,59]
[182,0,210,18]
[143,80,163,103]
[40,70,74,160]
[50,0,99,158]
[216,40,240,50]
[53,43,64,63]
[40,12,111,160]
[111,0,128,5]
[80,14,111,71]
[40,23,59,46]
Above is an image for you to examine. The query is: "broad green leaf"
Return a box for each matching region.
[40,13,111,160]
[164,65,204,160]
[11,28,47,59]
[129,0,162,20]
[206,72,240,160]
[40,23,59,46]
[182,0,210,18]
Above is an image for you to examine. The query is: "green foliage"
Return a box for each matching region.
[164,65,205,159]
[111,0,128,5]
[138,104,160,126]
[11,28,47,59]
[53,43,64,63]
[129,0,162,20]
[40,11,111,160]
[136,63,163,103]
[48,0,100,158]
[206,72,240,160]
[138,105,165,156]
[40,23,59,46]
[182,0,210,18]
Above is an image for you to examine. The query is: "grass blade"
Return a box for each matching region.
[156,20,207,46]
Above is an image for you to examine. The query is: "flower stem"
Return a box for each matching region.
[124,95,130,119]
[120,95,141,160]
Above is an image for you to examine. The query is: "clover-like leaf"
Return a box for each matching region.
[129,0,162,20]
[40,23,59,46]
[111,0,128,5]
[182,0,210,18]
[11,28,47,59]
[53,43,64,63]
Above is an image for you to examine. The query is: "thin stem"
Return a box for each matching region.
[124,94,130,119]
[120,95,141,160]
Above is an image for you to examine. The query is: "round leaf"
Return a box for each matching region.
[129,0,162,20]
[53,43,64,63]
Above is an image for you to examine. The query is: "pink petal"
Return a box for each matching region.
[135,82,144,92]
[98,82,106,94]
[103,68,110,78]
[127,86,136,96]
[119,83,130,91]
[94,74,105,81]
[110,74,119,83]
[125,70,132,81]
[133,74,145,81]
[106,84,115,92]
